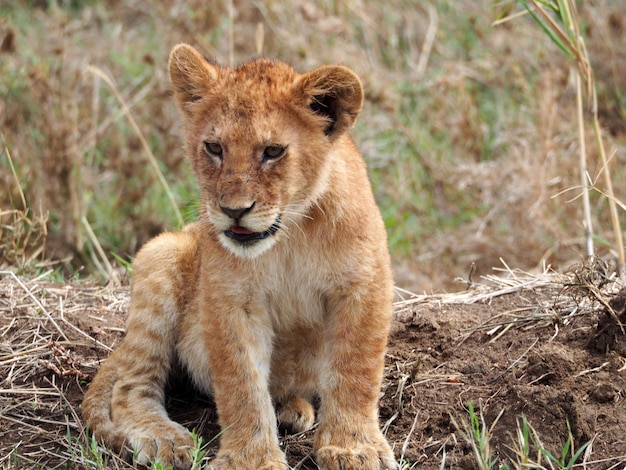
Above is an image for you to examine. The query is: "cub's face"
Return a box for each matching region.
[169,44,363,258]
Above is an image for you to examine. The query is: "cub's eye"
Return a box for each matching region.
[263,145,286,161]
[204,141,223,158]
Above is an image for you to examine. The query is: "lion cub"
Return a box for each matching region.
[82,43,396,470]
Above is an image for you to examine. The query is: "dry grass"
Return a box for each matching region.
[1,265,623,469]
[395,257,624,338]
[0,270,128,469]
[0,144,49,272]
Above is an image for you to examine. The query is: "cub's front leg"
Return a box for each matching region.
[82,231,200,470]
[315,285,397,470]
[199,287,286,470]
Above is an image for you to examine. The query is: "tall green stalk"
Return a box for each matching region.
[497,0,625,276]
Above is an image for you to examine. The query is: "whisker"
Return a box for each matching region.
[281,208,306,215]
[311,199,327,220]
[284,211,314,221]
[279,204,311,239]
[282,203,313,221]
[285,219,307,239]
[277,225,291,240]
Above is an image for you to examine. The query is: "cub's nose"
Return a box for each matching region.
[220,202,255,220]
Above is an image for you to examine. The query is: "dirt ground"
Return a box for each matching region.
[1,264,625,469]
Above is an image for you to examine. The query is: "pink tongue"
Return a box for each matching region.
[230,226,254,235]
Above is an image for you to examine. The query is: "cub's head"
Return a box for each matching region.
[168,43,363,259]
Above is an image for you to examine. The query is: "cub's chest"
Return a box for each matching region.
[261,260,329,334]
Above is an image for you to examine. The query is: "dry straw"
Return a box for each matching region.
[84,65,184,229]
[394,257,624,342]
[1,261,623,468]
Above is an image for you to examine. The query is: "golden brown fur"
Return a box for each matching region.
[82,43,396,470]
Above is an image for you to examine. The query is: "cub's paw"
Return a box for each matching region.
[316,442,398,470]
[130,422,194,470]
[277,396,315,434]
[207,462,287,470]
[206,449,288,470]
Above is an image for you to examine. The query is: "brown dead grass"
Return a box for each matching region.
[0,270,128,468]
[1,265,624,469]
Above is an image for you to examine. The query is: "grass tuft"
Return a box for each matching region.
[509,416,592,470]
[452,403,592,469]
[1,140,49,271]
[451,403,503,470]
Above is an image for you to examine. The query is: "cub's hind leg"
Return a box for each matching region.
[277,396,315,434]
[83,228,201,470]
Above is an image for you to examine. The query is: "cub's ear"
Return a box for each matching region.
[295,65,364,139]
[168,43,218,110]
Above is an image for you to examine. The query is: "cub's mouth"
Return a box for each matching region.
[224,218,281,244]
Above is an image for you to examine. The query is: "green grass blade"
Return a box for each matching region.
[521,1,574,59]
[566,440,591,469]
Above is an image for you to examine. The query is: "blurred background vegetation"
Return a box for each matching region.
[1,0,625,291]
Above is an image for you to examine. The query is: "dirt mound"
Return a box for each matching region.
[1,269,625,468]
[382,275,626,468]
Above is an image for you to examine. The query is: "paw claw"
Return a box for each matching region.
[207,449,288,470]
[130,423,194,470]
[315,440,397,470]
